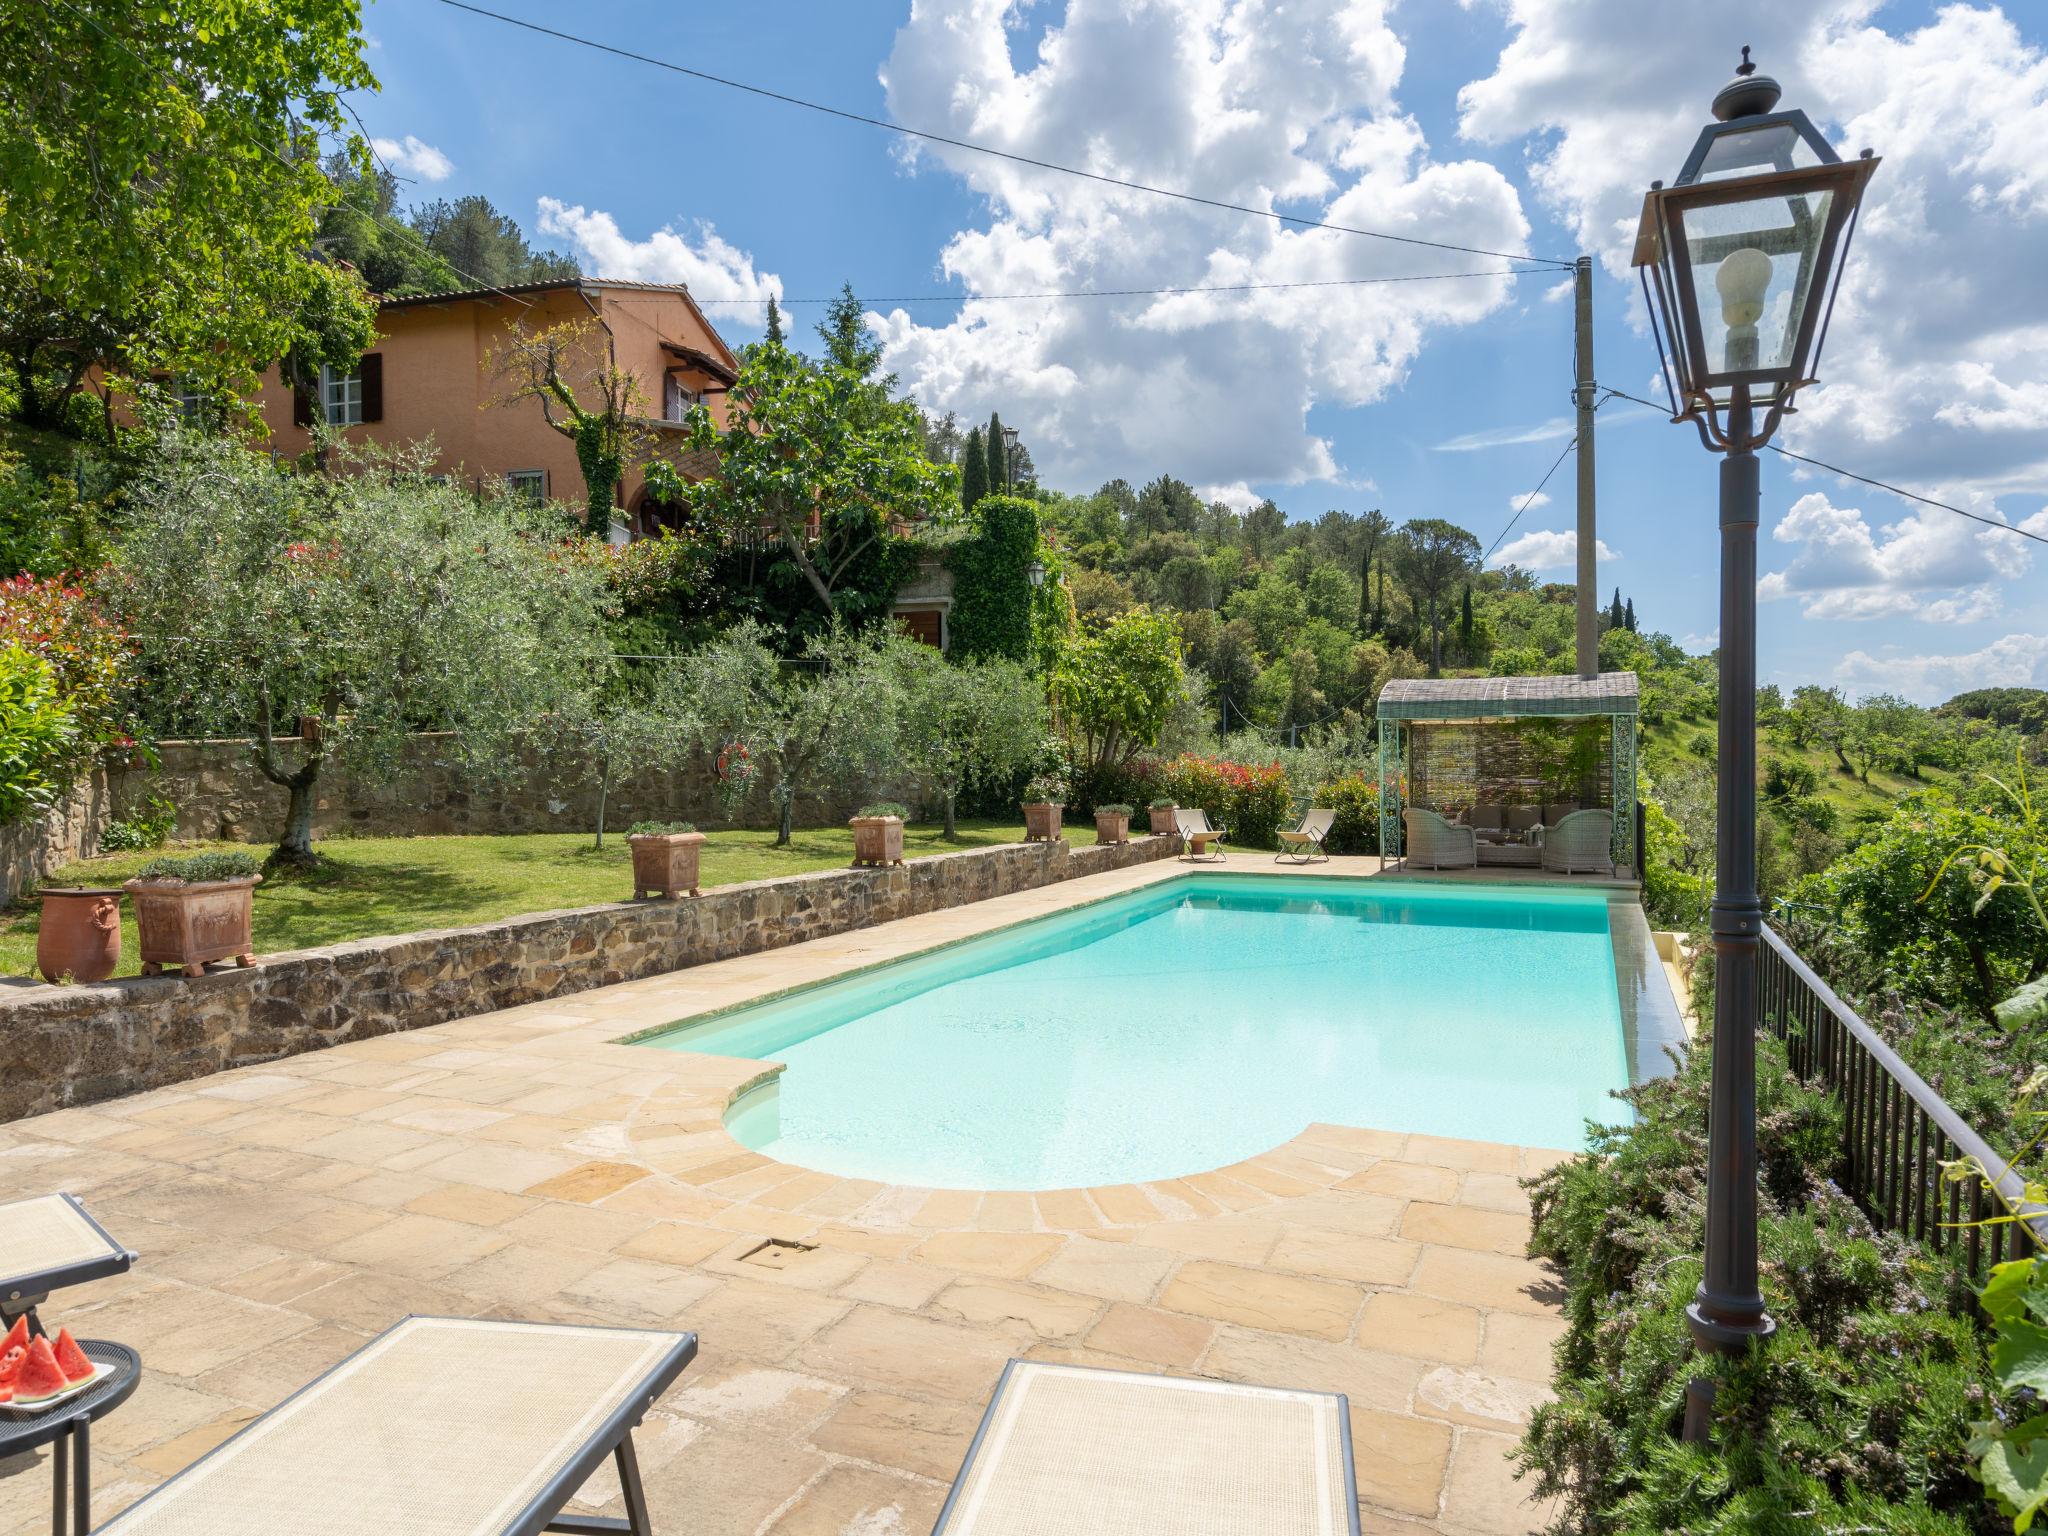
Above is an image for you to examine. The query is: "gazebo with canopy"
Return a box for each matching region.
[1375,672,1641,876]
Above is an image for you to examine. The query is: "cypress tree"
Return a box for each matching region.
[1459,585,1474,648]
[763,296,784,348]
[1608,587,1625,629]
[986,412,1007,491]
[961,426,988,510]
[1624,596,1637,633]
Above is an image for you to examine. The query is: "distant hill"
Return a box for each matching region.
[1936,687,2048,735]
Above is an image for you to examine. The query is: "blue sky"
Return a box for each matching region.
[356,0,2048,704]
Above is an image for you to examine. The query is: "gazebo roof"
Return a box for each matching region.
[1377,671,1639,722]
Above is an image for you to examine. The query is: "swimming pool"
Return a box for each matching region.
[641,875,1635,1191]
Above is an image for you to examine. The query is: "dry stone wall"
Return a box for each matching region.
[0,833,1180,1123]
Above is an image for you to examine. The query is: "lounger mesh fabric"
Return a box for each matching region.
[937,1363,1352,1536]
[96,1317,679,1536]
[0,1194,120,1281]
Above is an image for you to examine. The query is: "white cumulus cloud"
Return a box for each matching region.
[534,199,782,305]
[1490,527,1617,571]
[872,0,1534,494]
[370,134,454,184]
[1756,489,2035,620]
[1836,633,2048,704]
[1458,0,2048,505]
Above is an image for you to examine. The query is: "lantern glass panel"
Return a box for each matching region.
[1691,121,1823,182]
[1675,185,1834,381]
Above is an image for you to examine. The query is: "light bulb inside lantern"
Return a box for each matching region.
[1715,247,1773,331]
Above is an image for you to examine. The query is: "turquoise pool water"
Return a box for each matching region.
[643,875,1631,1190]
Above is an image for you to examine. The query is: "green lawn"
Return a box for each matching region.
[2,821,1019,981]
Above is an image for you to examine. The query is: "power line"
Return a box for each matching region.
[1595,386,2048,550]
[690,270,1532,306]
[1482,432,1580,563]
[432,0,1577,271]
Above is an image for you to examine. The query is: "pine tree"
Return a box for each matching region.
[818,282,886,381]
[1624,596,1637,633]
[763,296,785,348]
[986,412,1007,491]
[961,426,988,510]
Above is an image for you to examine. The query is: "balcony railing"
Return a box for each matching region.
[1758,924,2046,1278]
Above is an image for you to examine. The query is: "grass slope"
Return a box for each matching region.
[2,821,1020,981]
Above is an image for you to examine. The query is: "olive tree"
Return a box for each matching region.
[682,621,902,845]
[110,433,611,865]
[885,639,1046,838]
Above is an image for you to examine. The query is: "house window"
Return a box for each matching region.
[506,469,547,501]
[172,379,210,425]
[320,364,362,426]
[664,374,702,422]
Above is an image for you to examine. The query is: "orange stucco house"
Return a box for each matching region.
[252,277,739,537]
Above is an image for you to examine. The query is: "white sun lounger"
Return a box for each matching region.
[0,1192,136,1328]
[92,1316,697,1536]
[1175,808,1228,862]
[934,1360,1360,1536]
[1277,808,1337,864]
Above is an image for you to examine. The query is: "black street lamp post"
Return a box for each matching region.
[1630,48,1877,1443]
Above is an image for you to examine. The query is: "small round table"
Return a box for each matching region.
[0,1341,142,1536]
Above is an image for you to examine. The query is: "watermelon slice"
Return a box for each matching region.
[0,1343,24,1392]
[52,1328,92,1384]
[0,1314,26,1357]
[14,1336,69,1402]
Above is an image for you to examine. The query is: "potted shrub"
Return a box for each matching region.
[627,821,705,899]
[1094,803,1133,845]
[1149,797,1178,836]
[1022,772,1068,843]
[35,887,124,984]
[124,852,262,977]
[850,802,907,868]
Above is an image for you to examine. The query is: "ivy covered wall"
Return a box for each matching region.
[946,494,1040,662]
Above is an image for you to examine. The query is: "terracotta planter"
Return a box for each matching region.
[849,815,905,868]
[1093,811,1130,846]
[123,876,260,977]
[629,831,705,899]
[1022,802,1064,842]
[36,887,123,984]
[1148,804,1178,836]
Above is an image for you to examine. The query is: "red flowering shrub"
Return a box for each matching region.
[0,574,136,759]
[1158,754,1294,848]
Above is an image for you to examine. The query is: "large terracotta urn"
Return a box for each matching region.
[849,815,905,868]
[124,876,260,977]
[36,887,123,984]
[1093,807,1131,845]
[629,830,705,899]
[1022,802,1064,842]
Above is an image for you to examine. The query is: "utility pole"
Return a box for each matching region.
[1573,255,1598,680]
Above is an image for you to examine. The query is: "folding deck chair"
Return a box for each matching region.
[1174,808,1228,862]
[0,1192,136,1333]
[89,1316,697,1536]
[1276,808,1336,864]
[934,1360,1360,1535]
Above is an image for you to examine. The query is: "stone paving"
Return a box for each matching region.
[0,853,1574,1535]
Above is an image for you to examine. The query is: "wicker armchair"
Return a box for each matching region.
[1402,809,1477,869]
[1540,809,1614,875]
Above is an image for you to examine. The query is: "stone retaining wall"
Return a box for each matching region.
[0,833,1181,1122]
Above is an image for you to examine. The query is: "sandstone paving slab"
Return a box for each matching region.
[1478,1310,1568,1382]
[1359,1292,1484,1367]
[1027,1234,1179,1303]
[1159,1260,1360,1341]
[1270,1225,1422,1286]
[797,1305,1017,1401]
[1083,1302,1215,1369]
[768,1463,946,1535]
[912,1229,1065,1279]
[1415,1365,1553,1432]
[809,1388,987,1482]
[1343,1160,1464,1204]
[1440,1427,1562,1535]
[1401,1201,1538,1258]
[928,1278,1103,1341]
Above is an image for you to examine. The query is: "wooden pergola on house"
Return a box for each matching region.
[1376,672,1641,874]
